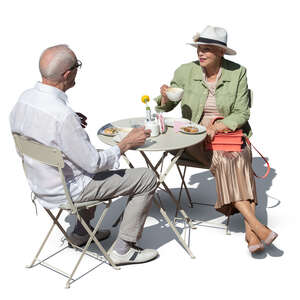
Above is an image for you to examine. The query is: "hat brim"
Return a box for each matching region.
[187,42,236,55]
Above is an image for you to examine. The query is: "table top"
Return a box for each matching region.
[97,117,206,152]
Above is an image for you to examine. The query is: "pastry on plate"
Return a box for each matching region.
[182,126,199,133]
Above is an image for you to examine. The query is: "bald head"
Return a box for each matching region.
[39,44,76,82]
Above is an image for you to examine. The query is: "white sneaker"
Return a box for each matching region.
[109,245,159,265]
[68,229,111,247]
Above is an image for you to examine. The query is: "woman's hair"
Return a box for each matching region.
[39,44,76,82]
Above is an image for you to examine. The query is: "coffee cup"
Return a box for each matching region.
[166,87,184,102]
[144,120,160,137]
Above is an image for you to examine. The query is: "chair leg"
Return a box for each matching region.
[26,209,63,268]
[65,202,120,289]
[44,208,73,244]
[176,165,193,208]
[225,215,231,235]
[177,165,184,211]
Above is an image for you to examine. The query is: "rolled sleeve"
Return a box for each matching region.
[154,95,179,112]
[155,66,185,112]
[98,145,120,170]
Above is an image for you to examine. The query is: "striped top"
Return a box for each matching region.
[200,68,223,127]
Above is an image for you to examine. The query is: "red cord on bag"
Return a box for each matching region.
[245,138,270,179]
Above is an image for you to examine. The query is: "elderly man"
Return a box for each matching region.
[10,44,158,265]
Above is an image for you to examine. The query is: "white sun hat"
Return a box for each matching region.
[187,25,236,55]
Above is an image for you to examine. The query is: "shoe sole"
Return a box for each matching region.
[264,232,278,246]
[249,245,265,254]
[110,254,159,266]
[67,233,111,248]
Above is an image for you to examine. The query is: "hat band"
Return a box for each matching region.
[196,37,227,47]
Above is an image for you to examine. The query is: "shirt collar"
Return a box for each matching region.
[34,82,69,104]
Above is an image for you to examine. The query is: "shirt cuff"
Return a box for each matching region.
[112,145,121,158]
[111,145,121,169]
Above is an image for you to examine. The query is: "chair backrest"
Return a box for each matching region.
[248,89,253,108]
[13,133,64,168]
[12,133,76,212]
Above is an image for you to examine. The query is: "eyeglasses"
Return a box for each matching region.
[68,59,82,71]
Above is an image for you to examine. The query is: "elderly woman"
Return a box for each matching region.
[155,26,278,254]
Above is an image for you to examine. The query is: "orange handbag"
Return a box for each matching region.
[205,117,244,152]
[205,117,270,179]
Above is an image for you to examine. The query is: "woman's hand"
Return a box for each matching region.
[206,124,217,140]
[160,84,169,106]
[211,120,230,133]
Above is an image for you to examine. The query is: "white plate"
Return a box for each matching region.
[99,123,119,136]
[165,117,190,127]
[99,124,132,137]
[179,124,206,134]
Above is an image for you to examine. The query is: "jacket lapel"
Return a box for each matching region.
[216,58,232,89]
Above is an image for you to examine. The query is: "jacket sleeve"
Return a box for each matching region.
[221,67,250,131]
[154,65,185,112]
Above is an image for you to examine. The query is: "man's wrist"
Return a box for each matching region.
[118,140,130,154]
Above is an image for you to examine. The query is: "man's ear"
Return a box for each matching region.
[62,70,71,81]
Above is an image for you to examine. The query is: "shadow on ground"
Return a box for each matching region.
[64,157,283,256]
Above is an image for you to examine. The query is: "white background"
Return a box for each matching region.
[1,0,299,298]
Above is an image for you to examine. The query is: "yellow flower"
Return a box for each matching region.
[141,95,150,104]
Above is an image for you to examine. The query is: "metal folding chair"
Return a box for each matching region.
[175,89,253,235]
[12,133,120,288]
[175,159,231,234]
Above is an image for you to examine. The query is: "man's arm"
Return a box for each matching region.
[60,113,120,174]
[60,113,151,174]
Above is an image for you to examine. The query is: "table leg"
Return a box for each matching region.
[121,153,134,168]
[140,151,196,230]
[121,151,195,258]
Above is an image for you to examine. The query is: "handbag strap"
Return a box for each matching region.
[245,137,270,179]
[211,116,225,125]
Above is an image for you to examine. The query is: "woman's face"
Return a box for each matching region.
[197,45,224,69]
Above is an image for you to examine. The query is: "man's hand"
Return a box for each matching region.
[76,112,87,128]
[118,127,151,154]
[160,84,170,106]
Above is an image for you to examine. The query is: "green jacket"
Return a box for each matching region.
[155,58,252,137]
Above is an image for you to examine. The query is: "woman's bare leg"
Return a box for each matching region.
[234,200,271,241]
[244,201,261,245]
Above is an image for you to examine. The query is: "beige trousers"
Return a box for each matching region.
[76,168,157,242]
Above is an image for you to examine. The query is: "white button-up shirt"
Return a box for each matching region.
[10,82,121,209]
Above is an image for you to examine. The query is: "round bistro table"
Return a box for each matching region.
[97,117,206,258]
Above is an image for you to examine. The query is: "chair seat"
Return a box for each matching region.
[176,158,208,169]
[59,200,102,210]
